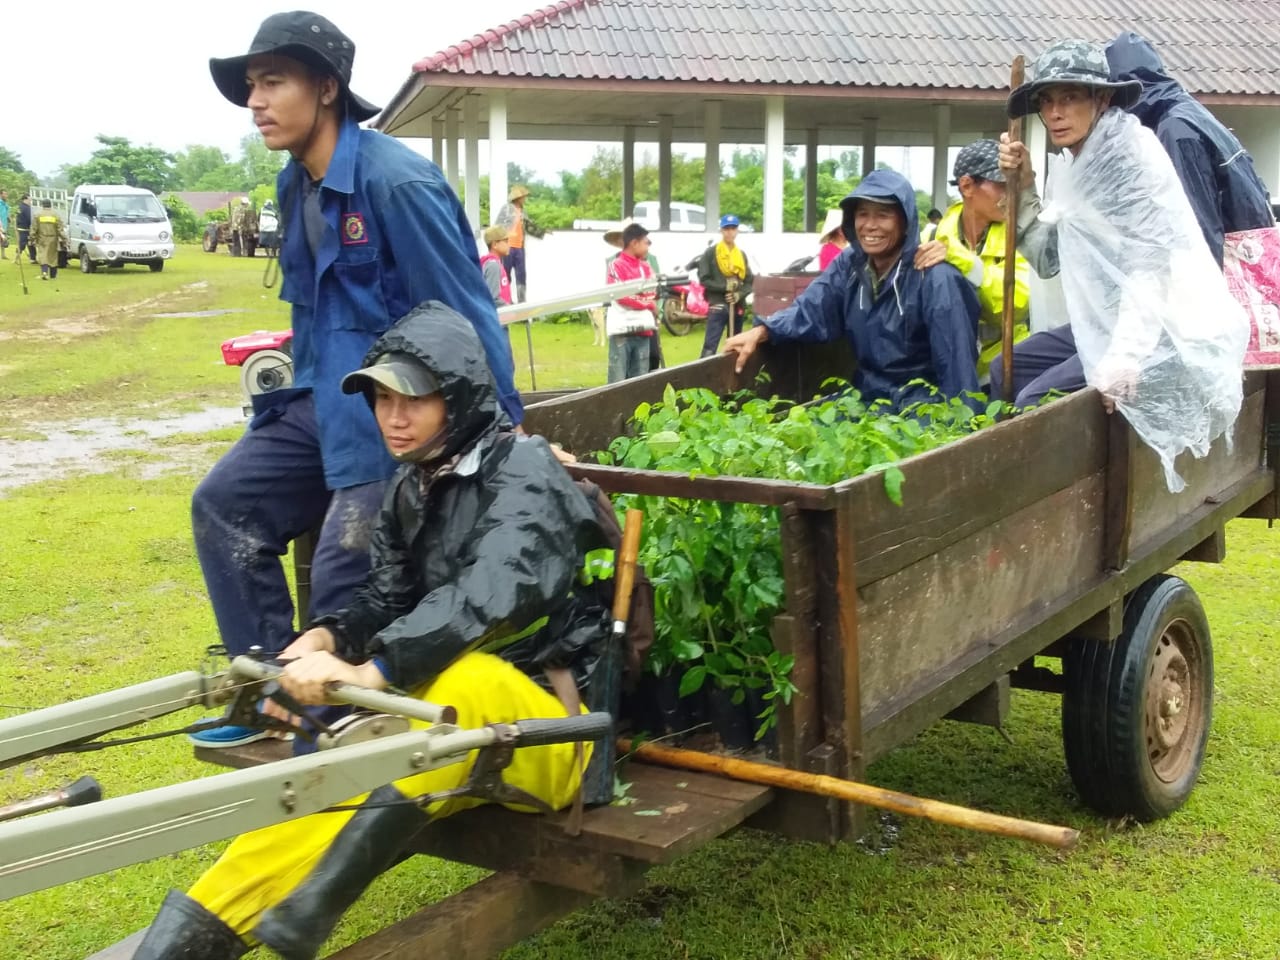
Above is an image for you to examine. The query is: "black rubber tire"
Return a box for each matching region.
[1061,575,1213,821]
[662,297,693,336]
[202,231,216,253]
[149,260,164,273]
[79,247,96,274]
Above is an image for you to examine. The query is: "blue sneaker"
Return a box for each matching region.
[188,724,271,748]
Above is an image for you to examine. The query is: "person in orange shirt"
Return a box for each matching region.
[495,185,549,303]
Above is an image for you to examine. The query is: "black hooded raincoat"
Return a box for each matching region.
[1106,32,1274,267]
[314,301,612,699]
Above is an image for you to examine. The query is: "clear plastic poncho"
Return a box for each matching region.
[1029,109,1249,491]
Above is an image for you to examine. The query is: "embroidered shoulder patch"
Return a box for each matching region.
[342,212,368,245]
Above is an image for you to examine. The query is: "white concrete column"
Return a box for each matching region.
[658,114,673,231]
[804,127,819,231]
[444,108,460,192]
[861,117,878,176]
[463,95,481,231]
[704,100,721,228]
[764,95,785,233]
[488,92,508,224]
[431,117,444,168]
[622,125,635,221]
[931,104,952,210]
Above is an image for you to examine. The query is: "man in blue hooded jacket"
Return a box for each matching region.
[1106,31,1274,268]
[723,169,980,409]
[192,12,520,750]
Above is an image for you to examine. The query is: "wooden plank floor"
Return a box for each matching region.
[195,739,774,871]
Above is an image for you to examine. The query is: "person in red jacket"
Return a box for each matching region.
[480,224,512,307]
[605,223,658,382]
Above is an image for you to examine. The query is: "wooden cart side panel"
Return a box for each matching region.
[1128,386,1266,555]
[1241,369,1280,519]
[521,342,853,457]
[855,472,1106,723]
[862,467,1271,760]
[839,389,1108,589]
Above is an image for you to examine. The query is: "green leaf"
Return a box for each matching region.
[882,465,905,506]
[679,665,707,697]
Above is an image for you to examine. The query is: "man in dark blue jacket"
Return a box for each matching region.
[1106,31,1274,267]
[724,169,980,409]
[192,12,520,750]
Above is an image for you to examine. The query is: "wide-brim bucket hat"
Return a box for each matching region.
[603,219,634,248]
[819,209,844,242]
[1007,38,1142,119]
[210,11,381,123]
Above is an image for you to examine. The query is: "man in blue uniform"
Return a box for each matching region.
[192,12,520,748]
[724,169,980,410]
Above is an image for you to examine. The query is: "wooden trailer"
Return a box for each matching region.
[183,343,1277,959]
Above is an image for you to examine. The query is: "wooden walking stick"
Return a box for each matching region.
[620,737,1080,850]
[1001,55,1027,402]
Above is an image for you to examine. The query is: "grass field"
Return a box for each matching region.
[1,248,1278,959]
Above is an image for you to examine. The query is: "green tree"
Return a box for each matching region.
[0,147,31,175]
[240,133,284,188]
[62,135,176,192]
[160,193,201,242]
[174,145,229,187]
[0,146,34,208]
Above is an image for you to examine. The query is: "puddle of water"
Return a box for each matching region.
[151,309,248,319]
[0,406,244,493]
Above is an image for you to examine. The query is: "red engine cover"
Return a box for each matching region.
[220,330,293,366]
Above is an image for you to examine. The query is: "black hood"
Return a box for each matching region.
[1106,32,1232,140]
[357,301,507,463]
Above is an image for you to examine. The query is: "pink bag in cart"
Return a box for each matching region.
[1223,226,1280,367]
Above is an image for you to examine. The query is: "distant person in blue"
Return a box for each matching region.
[191,11,519,748]
[723,169,980,409]
[1106,31,1275,267]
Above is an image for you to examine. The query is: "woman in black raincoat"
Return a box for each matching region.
[130,302,615,960]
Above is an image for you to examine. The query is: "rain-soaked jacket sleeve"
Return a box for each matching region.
[1015,185,1061,280]
[1162,137,1226,267]
[327,440,597,690]
[921,266,982,401]
[761,249,852,343]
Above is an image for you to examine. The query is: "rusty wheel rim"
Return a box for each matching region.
[1145,617,1204,783]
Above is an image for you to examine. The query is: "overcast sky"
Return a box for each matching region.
[9,0,602,180]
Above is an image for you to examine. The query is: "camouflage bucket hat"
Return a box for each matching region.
[1007,39,1142,118]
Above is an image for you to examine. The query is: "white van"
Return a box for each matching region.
[69,185,176,273]
[632,201,707,232]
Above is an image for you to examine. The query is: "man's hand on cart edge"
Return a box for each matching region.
[724,324,769,373]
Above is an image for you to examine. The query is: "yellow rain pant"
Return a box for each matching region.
[189,652,588,936]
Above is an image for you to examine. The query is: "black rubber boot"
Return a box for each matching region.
[132,889,248,960]
[253,784,429,960]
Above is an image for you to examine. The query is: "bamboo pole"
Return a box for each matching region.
[1001,55,1027,403]
[620,737,1079,851]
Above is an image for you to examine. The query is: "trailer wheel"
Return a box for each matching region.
[79,247,96,274]
[662,298,693,336]
[1062,575,1213,821]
